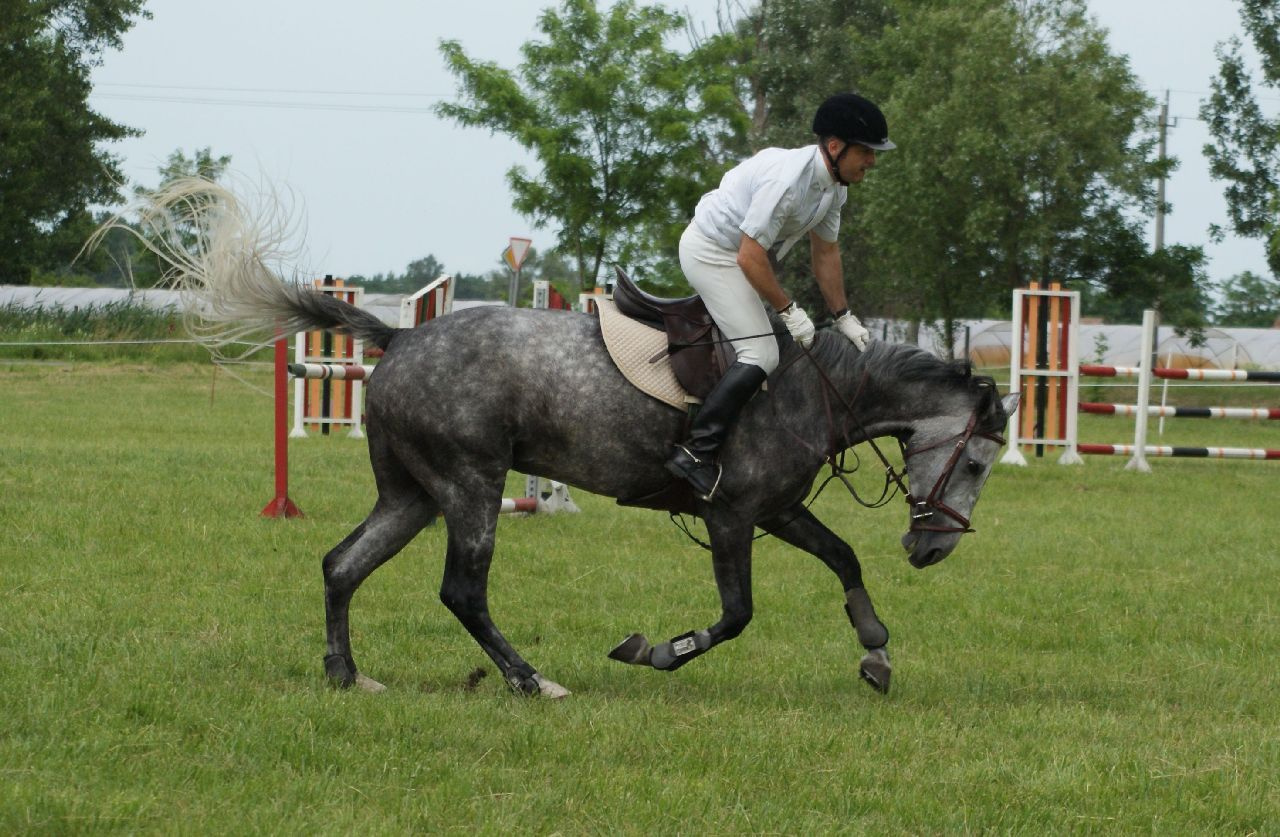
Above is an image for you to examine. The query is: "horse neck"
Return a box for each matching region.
[782,338,972,443]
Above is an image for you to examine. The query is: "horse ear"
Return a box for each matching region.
[1001,392,1021,416]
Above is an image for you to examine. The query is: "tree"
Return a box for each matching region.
[148,147,232,189]
[712,0,1195,336]
[1214,270,1280,326]
[727,0,893,150]
[0,0,150,284]
[437,0,747,289]
[1201,0,1280,277]
[852,0,1163,343]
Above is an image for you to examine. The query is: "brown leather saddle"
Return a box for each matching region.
[611,267,736,401]
[609,268,748,515]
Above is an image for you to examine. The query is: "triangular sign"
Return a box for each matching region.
[508,236,532,271]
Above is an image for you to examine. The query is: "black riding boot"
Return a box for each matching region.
[665,361,769,501]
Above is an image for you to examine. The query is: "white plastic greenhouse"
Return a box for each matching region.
[4,284,1278,370]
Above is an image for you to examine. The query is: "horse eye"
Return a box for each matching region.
[966,460,984,476]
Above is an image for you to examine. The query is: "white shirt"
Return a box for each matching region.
[691,145,847,259]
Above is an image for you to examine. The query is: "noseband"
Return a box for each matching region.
[789,345,1004,536]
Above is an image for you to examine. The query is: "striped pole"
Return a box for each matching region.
[1079,444,1280,461]
[1081,365,1280,383]
[499,497,537,514]
[1080,402,1280,420]
[288,363,377,381]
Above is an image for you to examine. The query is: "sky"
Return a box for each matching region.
[88,0,1274,288]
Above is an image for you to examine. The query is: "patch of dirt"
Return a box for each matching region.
[464,667,488,690]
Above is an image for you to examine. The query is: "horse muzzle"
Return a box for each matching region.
[901,531,956,569]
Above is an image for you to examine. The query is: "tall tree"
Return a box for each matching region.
[0,0,149,283]
[1201,0,1280,277]
[1214,270,1280,326]
[717,0,1198,336]
[729,0,893,150]
[855,0,1164,339]
[436,0,747,289]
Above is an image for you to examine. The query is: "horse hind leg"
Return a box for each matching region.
[609,514,755,672]
[323,492,438,691]
[438,502,570,698]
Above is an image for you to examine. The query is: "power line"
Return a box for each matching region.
[90,92,441,115]
[97,81,450,98]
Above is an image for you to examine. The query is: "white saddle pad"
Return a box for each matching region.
[595,298,694,410]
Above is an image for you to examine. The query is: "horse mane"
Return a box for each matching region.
[800,328,1007,432]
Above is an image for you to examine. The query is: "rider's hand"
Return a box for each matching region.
[834,311,870,351]
[779,302,815,348]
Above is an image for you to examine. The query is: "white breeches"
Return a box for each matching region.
[678,224,779,373]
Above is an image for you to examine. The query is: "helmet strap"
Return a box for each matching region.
[822,140,852,186]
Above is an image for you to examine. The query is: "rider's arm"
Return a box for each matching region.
[736,234,791,310]
[809,233,849,315]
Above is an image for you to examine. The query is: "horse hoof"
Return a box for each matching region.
[324,653,356,688]
[355,673,387,694]
[859,647,891,694]
[532,674,571,699]
[607,633,653,666]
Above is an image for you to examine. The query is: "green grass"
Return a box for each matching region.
[1,363,1278,833]
[0,300,211,363]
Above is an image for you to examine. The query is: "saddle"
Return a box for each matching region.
[611,267,736,401]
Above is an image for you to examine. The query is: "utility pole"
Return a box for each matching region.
[1154,90,1175,252]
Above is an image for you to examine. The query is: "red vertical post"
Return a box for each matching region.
[261,335,303,518]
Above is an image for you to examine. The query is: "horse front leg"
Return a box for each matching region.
[609,515,754,671]
[761,504,892,693]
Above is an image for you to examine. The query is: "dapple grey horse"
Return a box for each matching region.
[101,179,1017,698]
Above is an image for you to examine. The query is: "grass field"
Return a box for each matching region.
[2,362,1278,833]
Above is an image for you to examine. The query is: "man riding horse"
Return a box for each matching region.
[667,92,893,502]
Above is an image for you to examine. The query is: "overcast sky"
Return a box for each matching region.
[89,0,1273,289]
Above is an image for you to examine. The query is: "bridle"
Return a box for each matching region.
[898,411,1005,534]
[785,343,1005,536]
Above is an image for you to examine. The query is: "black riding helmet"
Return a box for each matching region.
[812,92,896,151]
[813,92,894,186]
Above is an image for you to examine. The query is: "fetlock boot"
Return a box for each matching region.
[665,361,769,501]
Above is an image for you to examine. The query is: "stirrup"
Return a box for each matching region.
[666,445,723,502]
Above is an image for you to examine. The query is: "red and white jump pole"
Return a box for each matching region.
[1080,403,1280,420]
[1078,444,1280,461]
[1080,366,1280,383]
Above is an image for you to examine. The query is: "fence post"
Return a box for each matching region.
[262,335,303,517]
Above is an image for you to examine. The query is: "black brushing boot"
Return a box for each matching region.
[665,361,769,501]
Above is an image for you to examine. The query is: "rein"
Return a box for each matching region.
[785,341,1005,535]
[664,328,1004,547]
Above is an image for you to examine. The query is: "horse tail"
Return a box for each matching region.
[85,176,397,352]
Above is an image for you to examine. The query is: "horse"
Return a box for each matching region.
[102,179,1017,698]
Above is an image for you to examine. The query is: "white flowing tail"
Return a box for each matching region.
[86,177,395,353]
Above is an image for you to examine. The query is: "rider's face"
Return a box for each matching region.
[837,142,877,183]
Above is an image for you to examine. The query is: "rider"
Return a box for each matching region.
[665,92,894,502]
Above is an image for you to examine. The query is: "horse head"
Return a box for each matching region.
[897,378,1019,569]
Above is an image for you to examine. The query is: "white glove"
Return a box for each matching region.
[835,311,870,351]
[779,302,815,348]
